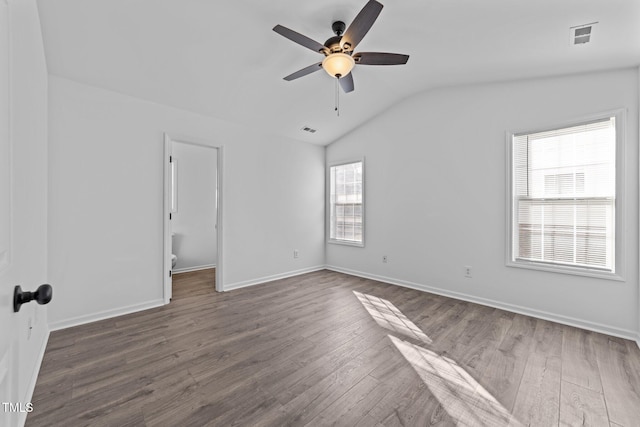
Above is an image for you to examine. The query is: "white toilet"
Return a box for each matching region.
[171,233,178,269]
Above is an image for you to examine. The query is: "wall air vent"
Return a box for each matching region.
[301,126,317,134]
[570,22,597,45]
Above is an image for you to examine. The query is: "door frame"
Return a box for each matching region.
[163,133,224,302]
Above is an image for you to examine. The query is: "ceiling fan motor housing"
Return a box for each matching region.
[325,21,350,54]
[324,35,344,53]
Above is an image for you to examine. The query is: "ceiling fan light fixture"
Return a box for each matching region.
[322,53,355,78]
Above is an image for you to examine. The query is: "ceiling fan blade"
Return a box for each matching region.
[283,62,323,81]
[341,0,384,51]
[353,52,410,65]
[339,73,354,93]
[273,25,326,54]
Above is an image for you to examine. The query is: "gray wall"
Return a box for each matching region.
[327,68,639,339]
[47,76,325,329]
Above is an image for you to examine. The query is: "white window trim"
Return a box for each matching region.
[505,109,626,281]
[327,158,365,247]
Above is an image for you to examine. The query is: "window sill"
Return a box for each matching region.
[328,239,364,248]
[506,259,624,282]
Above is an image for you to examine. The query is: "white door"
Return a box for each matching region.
[164,135,173,302]
[0,2,18,420]
[1,1,49,425]
[0,2,16,418]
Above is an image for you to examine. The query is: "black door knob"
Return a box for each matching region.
[13,284,53,313]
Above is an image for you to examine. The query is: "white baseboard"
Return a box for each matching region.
[326,265,639,342]
[224,265,326,291]
[172,264,216,274]
[18,328,49,427]
[49,299,165,331]
[636,333,640,350]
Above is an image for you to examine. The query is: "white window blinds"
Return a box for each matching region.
[512,117,616,271]
[329,161,363,244]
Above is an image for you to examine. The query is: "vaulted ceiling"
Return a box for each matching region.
[37,0,640,145]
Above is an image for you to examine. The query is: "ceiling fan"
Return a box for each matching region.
[273,0,409,94]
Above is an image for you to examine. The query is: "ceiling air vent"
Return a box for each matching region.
[301,126,317,134]
[570,22,597,45]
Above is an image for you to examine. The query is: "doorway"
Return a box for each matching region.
[163,133,223,302]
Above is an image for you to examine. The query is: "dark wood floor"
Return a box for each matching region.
[27,269,640,426]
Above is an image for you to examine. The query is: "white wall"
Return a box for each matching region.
[171,141,217,271]
[327,68,639,339]
[0,1,49,424]
[48,76,325,329]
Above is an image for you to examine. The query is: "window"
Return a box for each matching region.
[329,160,364,246]
[508,113,624,277]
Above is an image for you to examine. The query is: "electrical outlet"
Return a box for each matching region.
[464,265,472,278]
[382,255,388,263]
[293,249,299,259]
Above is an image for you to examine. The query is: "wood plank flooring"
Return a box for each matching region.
[27,269,640,426]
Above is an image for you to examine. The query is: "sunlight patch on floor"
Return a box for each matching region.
[353,291,432,345]
[353,290,521,426]
[389,335,522,427]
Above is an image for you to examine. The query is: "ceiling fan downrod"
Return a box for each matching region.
[332,21,346,37]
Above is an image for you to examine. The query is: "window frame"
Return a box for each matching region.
[327,158,365,247]
[505,109,626,281]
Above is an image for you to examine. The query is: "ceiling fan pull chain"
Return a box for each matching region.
[335,77,340,117]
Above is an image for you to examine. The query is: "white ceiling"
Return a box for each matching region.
[36,0,640,145]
